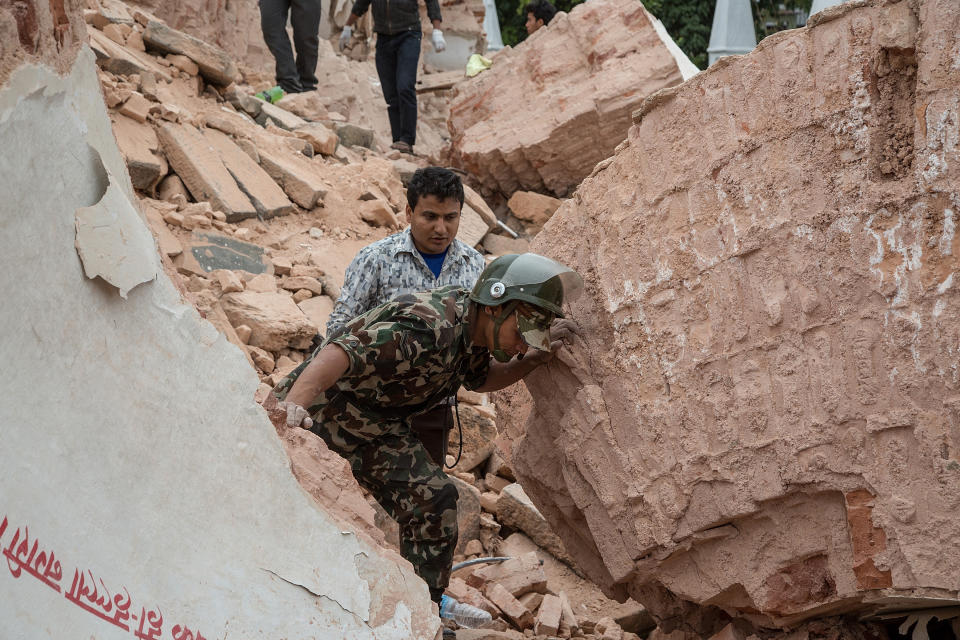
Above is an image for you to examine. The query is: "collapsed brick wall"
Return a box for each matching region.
[498,0,960,635]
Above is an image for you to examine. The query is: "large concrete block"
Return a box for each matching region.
[447,0,691,197]
[0,23,437,637]
[498,0,960,635]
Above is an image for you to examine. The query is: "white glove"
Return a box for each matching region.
[278,401,313,429]
[431,29,446,52]
[339,25,353,52]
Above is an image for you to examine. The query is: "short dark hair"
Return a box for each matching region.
[526,0,557,25]
[406,167,465,210]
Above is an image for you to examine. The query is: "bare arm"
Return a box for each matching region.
[285,344,351,407]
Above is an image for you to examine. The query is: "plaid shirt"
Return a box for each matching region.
[326,227,485,339]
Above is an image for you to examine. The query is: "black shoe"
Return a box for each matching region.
[442,630,456,639]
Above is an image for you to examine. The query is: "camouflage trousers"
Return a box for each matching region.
[310,403,460,601]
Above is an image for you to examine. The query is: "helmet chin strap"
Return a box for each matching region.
[490,300,519,363]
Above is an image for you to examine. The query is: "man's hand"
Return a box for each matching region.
[431,29,446,52]
[339,25,353,51]
[526,318,580,365]
[277,401,313,429]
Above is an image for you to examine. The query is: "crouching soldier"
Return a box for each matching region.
[272,253,583,609]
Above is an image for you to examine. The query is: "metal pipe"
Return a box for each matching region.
[451,556,512,572]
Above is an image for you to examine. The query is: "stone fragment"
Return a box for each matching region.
[507,191,563,232]
[257,145,326,209]
[256,100,309,130]
[708,624,745,640]
[142,20,240,86]
[298,295,335,336]
[468,551,546,598]
[220,291,316,351]
[163,210,185,226]
[88,27,173,82]
[245,273,277,292]
[464,539,483,556]
[517,592,543,613]
[497,534,647,631]
[138,71,158,100]
[157,123,257,220]
[111,113,167,191]
[496,484,574,568]
[175,232,270,278]
[141,201,183,257]
[558,591,580,636]
[281,275,324,296]
[458,203,494,248]
[276,90,329,120]
[448,0,688,196]
[166,53,199,75]
[482,234,530,256]
[102,22,127,45]
[534,594,562,636]
[447,403,497,473]
[125,29,145,51]
[235,324,252,344]
[158,174,189,202]
[117,91,151,123]
[451,476,481,556]
[247,345,275,373]
[214,269,244,294]
[334,123,375,149]
[445,577,499,617]
[479,491,498,514]
[89,0,134,28]
[484,474,511,494]
[597,617,624,640]
[486,451,515,482]
[358,199,399,228]
[292,289,312,303]
[294,122,339,155]
[485,583,533,630]
[272,255,293,276]
[202,128,294,220]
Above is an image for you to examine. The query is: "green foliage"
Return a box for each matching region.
[495,0,814,70]
[645,0,713,70]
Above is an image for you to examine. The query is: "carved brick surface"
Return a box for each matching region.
[498,0,960,634]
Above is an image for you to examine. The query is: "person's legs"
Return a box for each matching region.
[290,0,321,91]
[409,404,451,466]
[393,30,421,146]
[375,33,403,143]
[313,414,458,603]
[259,0,302,93]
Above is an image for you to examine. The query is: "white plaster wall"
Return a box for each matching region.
[0,48,437,640]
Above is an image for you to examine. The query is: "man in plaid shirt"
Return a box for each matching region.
[325,167,485,465]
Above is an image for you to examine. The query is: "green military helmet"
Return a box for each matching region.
[470,253,583,361]
[470,253,583,315]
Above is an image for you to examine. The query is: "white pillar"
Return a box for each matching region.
[707,0,757,66]
[810,0,848,16]
[483,0,504,52]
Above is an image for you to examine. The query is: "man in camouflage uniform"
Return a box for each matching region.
[274,253,582,605]
[325,166,485,466]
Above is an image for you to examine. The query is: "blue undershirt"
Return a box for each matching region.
[418,247,448,279]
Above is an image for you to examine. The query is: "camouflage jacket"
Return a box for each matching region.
[276,286,490,425]
[325,227,485,339]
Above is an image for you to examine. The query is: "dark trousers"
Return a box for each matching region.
[409,404,451,467]
[375,30,421,146]
[259,0,321,93]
